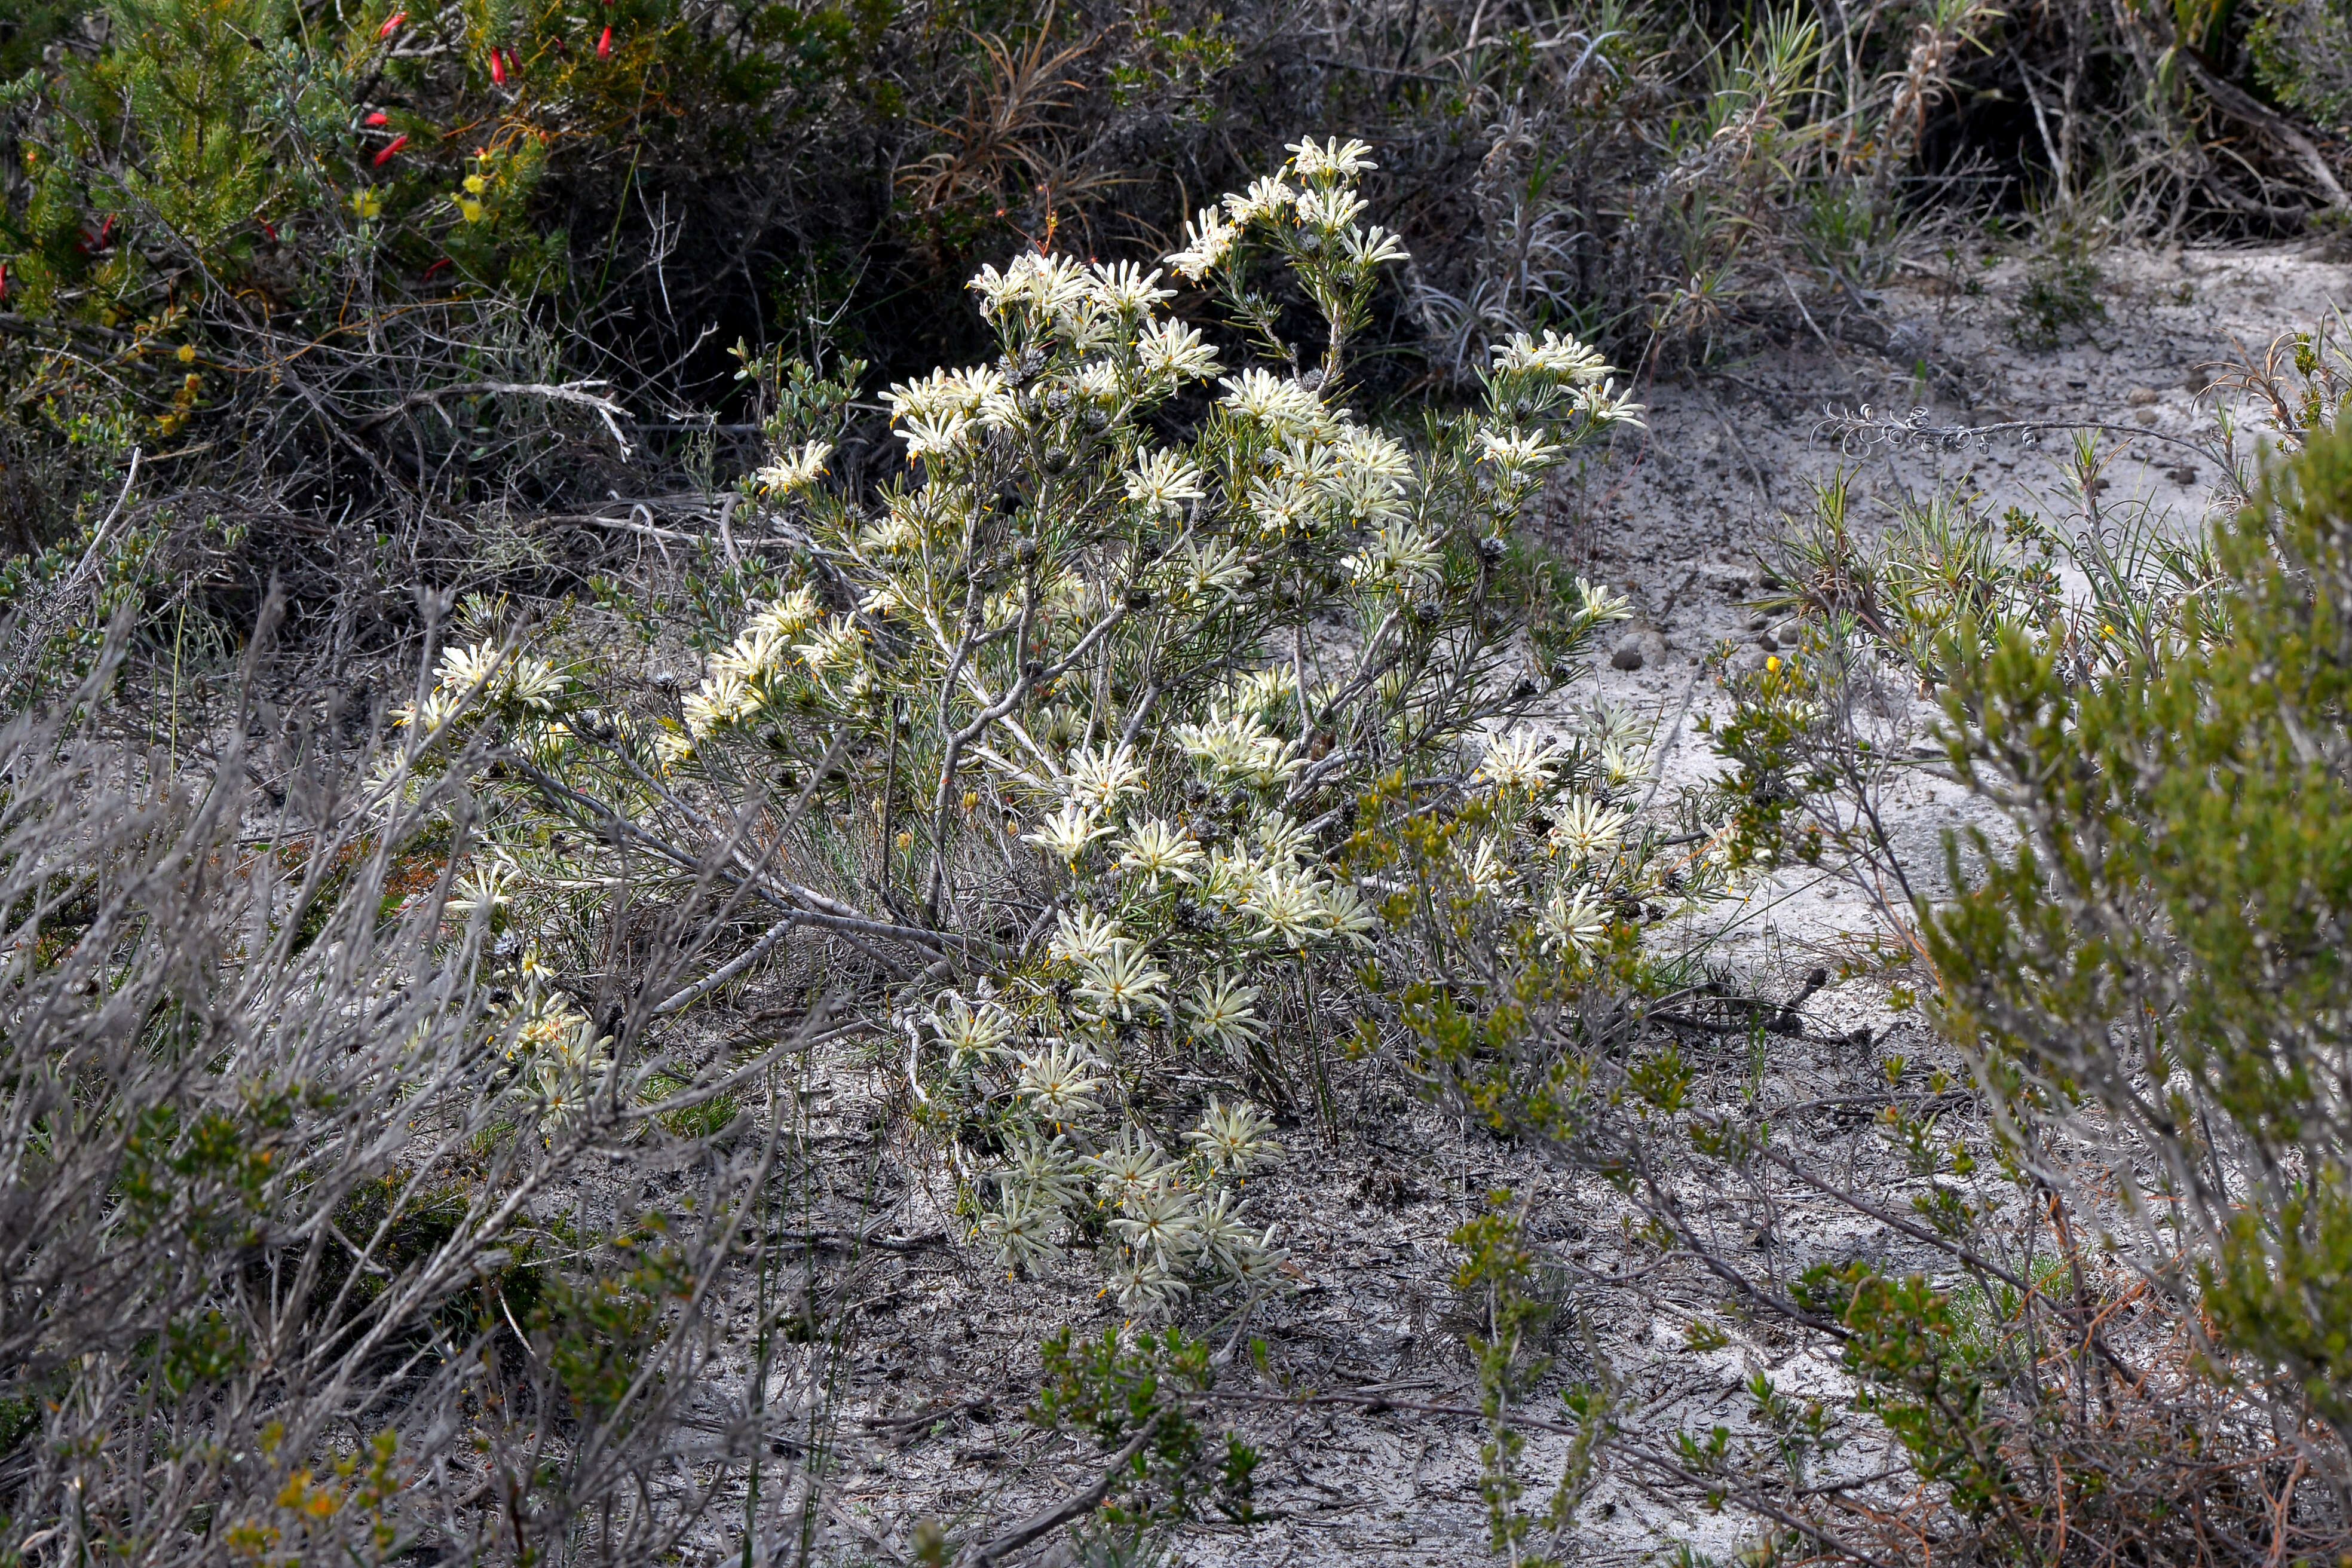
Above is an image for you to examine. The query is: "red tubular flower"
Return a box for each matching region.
[378,10,405,36]
[373,133,409,166]
[489,48,506,84]
[422,257,453,279]
[364,111,390,127]
[596,24,611,57]
[0,263,9,301]
[96,215,116,246]
[261,220,279,242]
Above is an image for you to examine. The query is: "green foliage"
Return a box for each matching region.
[532,1223,694,1419]
[0,0,2128,586]
[10,0,2352,1551]
[1450,1199,1597,1566]
[1030,1322,1258,1549]
[1794,1263,2012,1514]
[160,1307,247,1395]
[639,1070,742,1137]
[2246,0,2352,134]
[2010,244,2106,350]
[116,1089,301,1246]
[0,492,244,702]
[1927,417,2352,1432]
[0,642,816,1564]
[1690,327,2352,1563]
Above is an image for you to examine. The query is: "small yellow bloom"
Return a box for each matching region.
[1765,655,1780,673]
[351,189,381,219]
[176,343,197,364]
[2101,623,2115,637]
[457,198,485,223]
[463,173,487,195]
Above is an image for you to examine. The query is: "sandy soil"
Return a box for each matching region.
[1573,237,2352,966]
[699,237,2352,1568]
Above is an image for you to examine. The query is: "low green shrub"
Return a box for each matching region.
[1628,348,2352,1561]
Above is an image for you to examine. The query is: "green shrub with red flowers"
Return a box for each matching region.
[0,0,907,586]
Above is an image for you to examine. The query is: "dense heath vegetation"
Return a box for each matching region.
[5,0,2352,1559]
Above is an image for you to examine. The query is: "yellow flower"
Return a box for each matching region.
[463,173,487,194]
[1765,655,1780,672]
[457,198,485,223]
[351,189,381,219]
[176,343,197,364]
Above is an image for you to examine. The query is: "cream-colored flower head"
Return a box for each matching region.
[1493,328,1613,384]
[1475,731,1563,793]
[1088,259,1175,314]
[1287,136,1377,179]
[1165,206,1239,280]
[1223,174,1297,225]
[752,439,830,494]
[1124,448,1207,517]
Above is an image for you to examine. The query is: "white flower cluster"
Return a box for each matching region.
[1017,744,1153,864]
[1472,330,1647,480]
[1549,795,1631,860]
[751,440,831,494]
[1475,730,1563,792]
[1212,405,1416,539]
[978,1101,1287,1315]
[1220,368,1324,433]
[1042,788,1377,957]
[395,638,564,733]
[473,939,615,1140]
[1124,448,1206,517]
[1493,328,1613,383]
[1174,710,1304,791]
[1166,137,1406,281]
[1475,427,1566,483]
[1345,519,1446,597]
[1489,330,1647,427]
[1453,721,1671,957]
[1537,885,1611,955]
[679,587,843,737]
[883,363,1004,426]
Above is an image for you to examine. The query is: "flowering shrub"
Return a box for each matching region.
[386,138,1647,1314]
